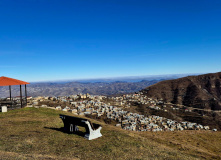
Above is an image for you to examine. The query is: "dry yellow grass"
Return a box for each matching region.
[0,107,220,160]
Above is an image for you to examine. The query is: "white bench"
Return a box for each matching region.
[60,114,102,140]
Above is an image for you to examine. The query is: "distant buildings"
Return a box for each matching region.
[27,93,213,132]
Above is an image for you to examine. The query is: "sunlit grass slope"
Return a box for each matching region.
[0,107,220,160]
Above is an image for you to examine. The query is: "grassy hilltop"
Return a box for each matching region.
[0,107,220,160]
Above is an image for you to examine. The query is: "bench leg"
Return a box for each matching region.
[74,125,79,132]
[84,127,102,140]
[69,124,79,133]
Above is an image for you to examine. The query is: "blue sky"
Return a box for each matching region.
[0,0,221,82]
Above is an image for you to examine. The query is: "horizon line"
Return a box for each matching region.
[29,72,205,83]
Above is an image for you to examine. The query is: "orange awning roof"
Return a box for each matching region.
[0,76,30,86]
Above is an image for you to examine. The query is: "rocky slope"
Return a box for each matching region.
[141,72,221,110]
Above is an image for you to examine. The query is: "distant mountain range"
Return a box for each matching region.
[30,73,199,83]
[141,72,221,110]
[0,80,161,98]
[1,73,198,98]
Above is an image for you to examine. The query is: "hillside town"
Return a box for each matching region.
[24,93,215,132]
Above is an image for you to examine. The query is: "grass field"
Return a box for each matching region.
[0,107,220,160]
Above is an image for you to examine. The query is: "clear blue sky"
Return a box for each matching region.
[0,0,221,82]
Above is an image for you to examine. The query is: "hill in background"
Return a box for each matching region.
[141,72,221,110]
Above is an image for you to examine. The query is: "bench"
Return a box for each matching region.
[59,114,102,140]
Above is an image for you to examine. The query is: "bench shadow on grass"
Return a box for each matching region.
[44,127,86,138]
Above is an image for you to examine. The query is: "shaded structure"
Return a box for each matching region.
[0,76,30,108]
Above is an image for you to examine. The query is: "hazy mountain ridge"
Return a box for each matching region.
[0,80,162,98]
[0,73,199,98]
[31,73,198,83]
[141,72,221,110]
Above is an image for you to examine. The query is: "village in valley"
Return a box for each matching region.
[25,92,215,132]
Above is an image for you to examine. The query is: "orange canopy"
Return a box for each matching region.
[0,76,30,86]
